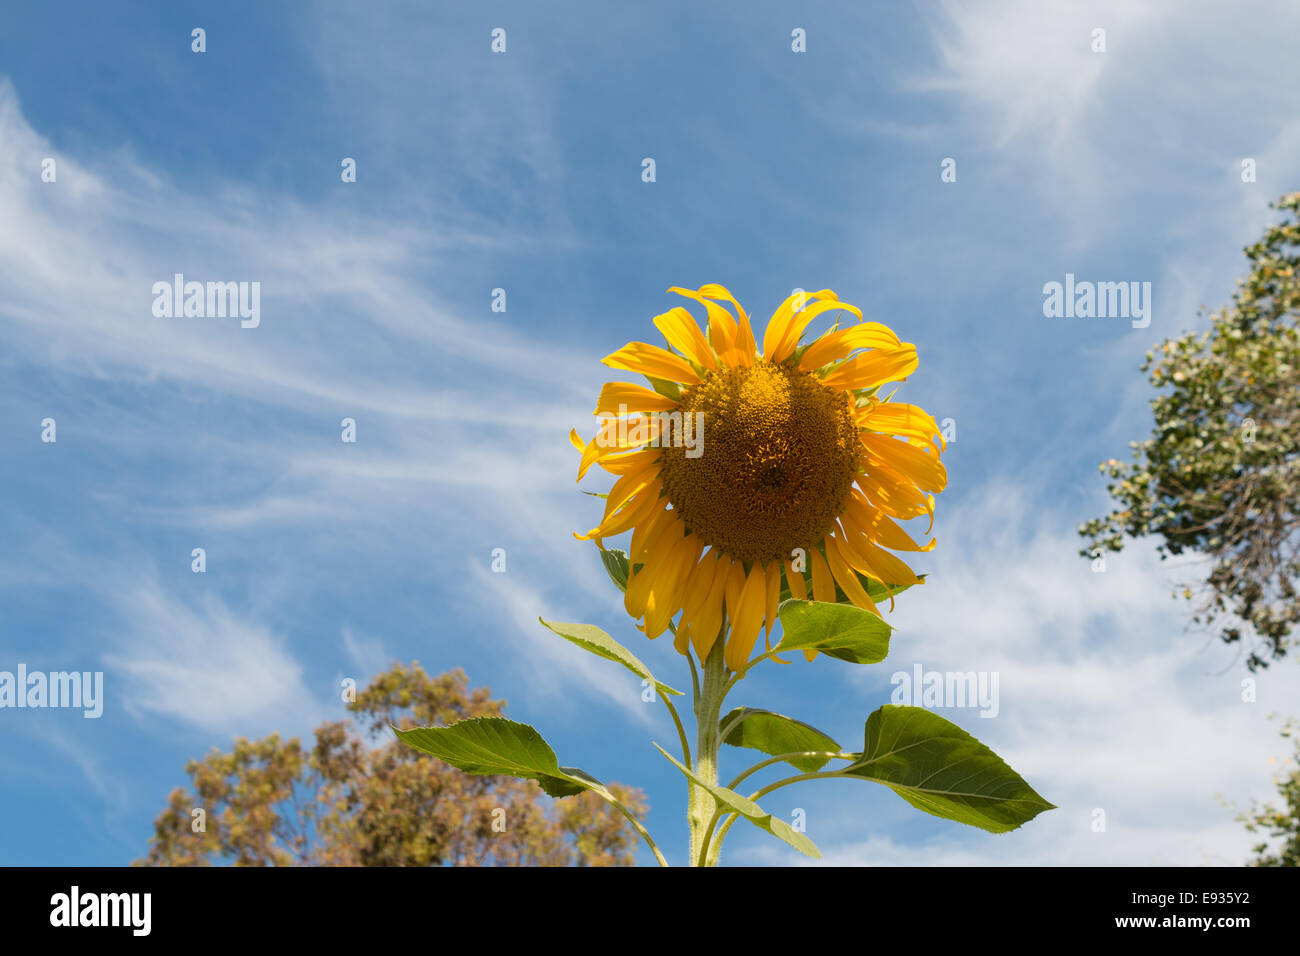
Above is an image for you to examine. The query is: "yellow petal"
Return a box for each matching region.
[724,559,747,625]
[681,549,722,624]
[861,433,948,493]
[644,533,701,638]
[625,517,683,618]
[597,447,662,476]
[837,517,899,612]
[846,490,936,552]
[761,289,842,358]
[691,558,731,660]
[725,564,767,670]
[598,465,659,526]
[858,460,934,522]
[821,345,918,390]
[653,307,717,370]
[698,284,757,360]
[603,341,701,384]
[761,290,802,359]
[764,560,781,639]
[768,297,863,364]
[784,555,808,600]
[853,535,922,588]
[668,287,740,359]
[593,381,681,416]
[632,505,684,567]
[576,418,661,480]
[630,504,674,564]
[761,291,799,359]
[858,401,944,450]
[809,547,837,603]
[825,534,881,615]
[574,479,662,541]
[799,322,902,371]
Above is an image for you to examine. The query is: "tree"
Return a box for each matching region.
[1080,192,1300,669]
[135,663,647,866]
[1223,718,1300,866]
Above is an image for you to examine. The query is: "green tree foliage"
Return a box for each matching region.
[1080,192,1300,669]
[135,663,647,866]
[1224,718,1300,867]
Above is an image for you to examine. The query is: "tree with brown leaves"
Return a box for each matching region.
[136,663,646,866]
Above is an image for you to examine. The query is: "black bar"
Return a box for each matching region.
[3,865,1293,942]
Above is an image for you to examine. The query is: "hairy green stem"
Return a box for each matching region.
[688,640,728,866]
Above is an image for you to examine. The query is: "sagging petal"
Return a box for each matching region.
[821,345,918,390]
[652,307,718,370]
[603,340,702,384]
[594,381,681,416]
[799,322,902,372]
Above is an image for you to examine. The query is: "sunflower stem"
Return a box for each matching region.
[688,640,728,866]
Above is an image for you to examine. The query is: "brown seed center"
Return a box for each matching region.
[657,362,860,565]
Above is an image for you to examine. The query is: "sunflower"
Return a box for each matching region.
[571,284,946,673]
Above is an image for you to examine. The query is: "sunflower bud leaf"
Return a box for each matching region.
[644,375,682,401]
[597,547,630,591]
[540,617,683,696]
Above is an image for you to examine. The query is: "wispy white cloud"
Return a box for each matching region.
[26,723,130,811]
[0,70,636,738]
[102,576,325,735]
[905,0,1300,274]
[340,626,390,678]
[917,0,1131,153]
[0,78,591,421]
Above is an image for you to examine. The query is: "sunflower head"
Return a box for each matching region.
[572,284,946,673]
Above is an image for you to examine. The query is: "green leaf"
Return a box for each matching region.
[539,618,683,696]
[774,600,893,664]
[653,745,821,859]
[720,708,841,772]
[597,547,630,592]
[843,705,1055,833]
[644,375,682,401]
[394,717,607,799]
[594,548,646,594]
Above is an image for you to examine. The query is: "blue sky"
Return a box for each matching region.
[3,0,1300,866]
